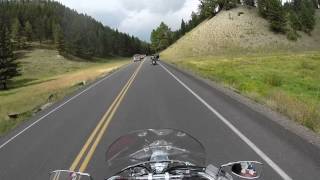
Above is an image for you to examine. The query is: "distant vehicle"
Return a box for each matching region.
[140,54,146,60]
[151,58,157,65]
[150,55,157,65]
[133,54,142,62]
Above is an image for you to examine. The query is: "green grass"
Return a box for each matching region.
[161,8,320,134]
[166,52,320,133]
[0,48,129,136]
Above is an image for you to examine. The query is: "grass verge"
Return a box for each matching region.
[163,52,320,133]
[0,48,129,136]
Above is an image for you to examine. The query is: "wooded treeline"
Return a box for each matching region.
[0,0,151,90]
[0,0,150,58]
[150,0,319,52]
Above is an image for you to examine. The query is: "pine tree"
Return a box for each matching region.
[11,18,22,50]
[300,0,316,33]
[0,25,20,90]
[244,0,255,6]
[0,1,149,58]
[24,21,33,41]
[258,0,287,33]
[57,34,65,55]
[199,0,220,18]
[35,17,45,44]
[266,0,287,33]
[181,19,186,35]
[53,24,65,55]
[289,10,302,31]
[190,11,199,28]
[290,0,316,34]
[258,0,268,18]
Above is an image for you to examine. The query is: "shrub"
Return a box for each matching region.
[264,74,283,87]
[225,0,237,10]
[267,0,287,33]
[287,29,299,41]
[289,11,302,31]
[300,61,315,70]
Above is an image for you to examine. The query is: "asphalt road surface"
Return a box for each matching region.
[0,57,319,180]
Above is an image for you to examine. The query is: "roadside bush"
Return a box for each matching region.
[268,91,320,133]
[264,74,283,87]
[300,61,316,70]
[287,29,299,41]
[225,0,237,10]
[289,11,302,31]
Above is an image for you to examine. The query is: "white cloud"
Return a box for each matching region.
[120,0,187,14]
[57,0,200,41]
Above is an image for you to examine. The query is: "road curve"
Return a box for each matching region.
[0,57,319,180]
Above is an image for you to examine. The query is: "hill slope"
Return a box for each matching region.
[161,7,320,133]
[162,7,320,60]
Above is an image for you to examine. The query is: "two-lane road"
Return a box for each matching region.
[0,57,319,179]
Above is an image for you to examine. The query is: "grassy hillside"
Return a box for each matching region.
[0,48,129,135]
[162,7,320,133]
[162,7,320,60]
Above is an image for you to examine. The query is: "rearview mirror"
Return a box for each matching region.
[49,170,92,180]
[218,161,263,179]
[230,161,262,179]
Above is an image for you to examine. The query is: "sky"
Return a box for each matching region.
[58,0,200,42]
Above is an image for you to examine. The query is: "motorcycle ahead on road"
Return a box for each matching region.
[49,129,263,180]
[151,55,159,65]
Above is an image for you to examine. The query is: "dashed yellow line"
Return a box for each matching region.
[69,61,144,172]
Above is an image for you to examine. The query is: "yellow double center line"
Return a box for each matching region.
[69,60,144,172]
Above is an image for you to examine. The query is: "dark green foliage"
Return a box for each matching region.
[259,0,287,33]
[53,23,65,55]
[0,1,149,58]
[181,20,186,36]
[289,10,302,30]
[259,0,317,36]
[244,0,256,6]
[224,0,238,10]
[287,29,299,41]
[258,0,268,18]
[11,18,23,50]
[0,23,20,90]
[24,21,33,41]
[287,0,316,34]
[199,0,238,18]
[151,22,173,52]
[299,0,316,33]
[199,0,220,18]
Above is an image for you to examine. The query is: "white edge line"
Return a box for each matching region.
[159,63,292,180]
[0,63,131,150]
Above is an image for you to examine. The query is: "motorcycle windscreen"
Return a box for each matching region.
[49,170,91,180]
[106,129,206,174]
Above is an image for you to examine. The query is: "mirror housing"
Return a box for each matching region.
[49,170,92,180]
[218,161,263,179]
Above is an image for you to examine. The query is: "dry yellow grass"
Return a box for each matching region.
[0,49,129,135]
[162,7,320,60]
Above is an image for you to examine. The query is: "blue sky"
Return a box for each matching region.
[58,0,200,42]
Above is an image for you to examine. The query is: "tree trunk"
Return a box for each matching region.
[3,82,7,90]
